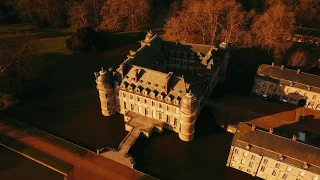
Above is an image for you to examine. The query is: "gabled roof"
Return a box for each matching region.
[124,65,187,100]
[233,123,320,172]
[257,64,320,88]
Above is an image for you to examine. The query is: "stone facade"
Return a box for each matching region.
[94,31,230,141]
[226,123,320,179]
[252,63,320,111]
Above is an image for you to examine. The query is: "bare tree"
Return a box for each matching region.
[67,1,90,31]
[9,0,67,27]
[288,48,309,67]
[220,1,253,45]
[251,3,295,59]
[100,0,151,32]
[294,0,320,28]
[163,0,248,45]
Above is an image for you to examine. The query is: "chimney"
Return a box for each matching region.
[251,124,256,131]
[185,83,191,91]
[297,69,301,74]
[165,72,173,94]
[292,135,297,141]
[269,128,273,134]
[280,65,284,70]
[271,62,275,67]
[127,50,136,59]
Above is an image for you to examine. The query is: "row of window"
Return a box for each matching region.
[123,102,179,126]
[256,81,319,100]
[122,91,180,109]
[234,149,256,160]
[168,58,196,66]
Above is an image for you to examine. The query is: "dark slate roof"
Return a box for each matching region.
[257,64,320,92]
[233,123,320,173]
[128,36,167,68]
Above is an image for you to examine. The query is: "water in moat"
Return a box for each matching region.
[4,43,265,180]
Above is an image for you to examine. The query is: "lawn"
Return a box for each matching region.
[34,36,73,67]
[0,23,71,36]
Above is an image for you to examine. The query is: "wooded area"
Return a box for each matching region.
[0,0,320,110]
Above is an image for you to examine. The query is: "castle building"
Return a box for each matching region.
[251,63,320,111]
[94,31,230,141]
[226,123,320,180]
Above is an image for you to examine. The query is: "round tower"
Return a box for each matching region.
[94,67,116,116]
[179,92,199,142]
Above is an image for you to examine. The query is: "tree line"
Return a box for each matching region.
[1,0,319,58]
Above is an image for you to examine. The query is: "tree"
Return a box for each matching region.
[8,0,67,27]
[66,27,105,53]
[288,48,309,67]
[163,0,248,45]
[294,0,320,28]
[67,1,90,31]
[251,3,295,59]
[67,0,105,31]
[100,0,151,32]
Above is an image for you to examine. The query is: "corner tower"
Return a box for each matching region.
[94,67,116,116]
[179,92,199,142]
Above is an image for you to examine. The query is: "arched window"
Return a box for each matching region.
[131,104,134,110]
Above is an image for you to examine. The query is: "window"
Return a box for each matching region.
[275,163,280,168]
[231,163,235,167]
[260,166,265,172]
[243,152,248,157]
[167,115,170,122]
[286,167,292,172]
[123,92,126,97]
[131,104,134,110]
[159,103,162,108]
[130,95,133,99]
[234,149,239,154]
[251,155,255,160]
[145,108,148,115]
[249,162,253,168]
[241,159,245,165]
[299,171,305,176]
[247,169,251,173]
[232,156,238,161]
[272,170,277,176]
[167,106,170,111]
[124,102,126,109]
[263,159,268,164]
[174,117,178,126]
[159,113,162,120]
[137,97,140,101]
[105,94,108,98]
[152,101,155,106]
[282,174,287,180]
[144,99,147,104]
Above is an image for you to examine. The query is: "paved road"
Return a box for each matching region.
[0,116,150,180]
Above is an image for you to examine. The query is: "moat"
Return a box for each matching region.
[3,42,263,180]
